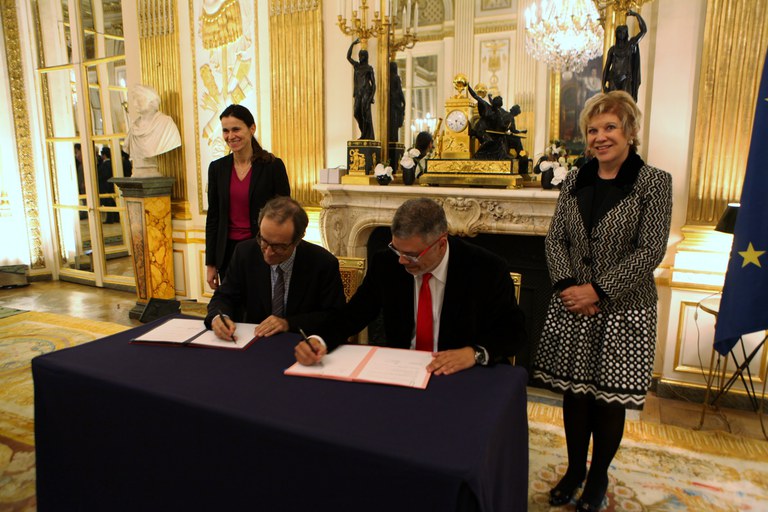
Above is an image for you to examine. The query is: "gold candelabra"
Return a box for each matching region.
[595,0,652,25]
[337,0,388,49]
[388,0,419,59]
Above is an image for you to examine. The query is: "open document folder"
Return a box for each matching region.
[284,345,433,389]
[130,318,258,350]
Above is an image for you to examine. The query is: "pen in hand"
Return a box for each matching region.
[299,328,317,354]
[218,312,237,343]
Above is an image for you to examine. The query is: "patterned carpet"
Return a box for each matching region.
[0,312,127,512]
[1,312,766,511]
[527,402,768,511]
[0,307,25,320]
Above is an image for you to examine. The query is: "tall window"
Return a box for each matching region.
[33,0,132,288]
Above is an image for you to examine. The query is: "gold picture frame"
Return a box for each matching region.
[548,57,603,156]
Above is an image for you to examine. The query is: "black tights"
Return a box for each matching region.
[556,392,626,503]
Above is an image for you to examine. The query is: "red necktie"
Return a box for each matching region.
[415,273,433,352]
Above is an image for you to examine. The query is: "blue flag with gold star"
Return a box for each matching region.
[714,52,768,355]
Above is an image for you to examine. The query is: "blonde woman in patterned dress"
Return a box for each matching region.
[533,91,672,511]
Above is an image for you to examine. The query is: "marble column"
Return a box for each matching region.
[110,177,176,319]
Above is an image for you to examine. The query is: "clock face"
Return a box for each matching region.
[446,110,468,132]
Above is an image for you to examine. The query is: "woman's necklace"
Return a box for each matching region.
[233,157,252,180]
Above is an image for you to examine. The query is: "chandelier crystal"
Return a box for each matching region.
[524,0,604,73]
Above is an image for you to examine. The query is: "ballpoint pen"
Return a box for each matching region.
[299,328,317,354]
[218,312,237,343]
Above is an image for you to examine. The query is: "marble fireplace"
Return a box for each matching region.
[315,183,561,368]
[316,184,560,258]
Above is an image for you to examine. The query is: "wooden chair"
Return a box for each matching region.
[510,272,521,304]
[509,272,522,365]
[338,257,366,302]
[338,257,366,343]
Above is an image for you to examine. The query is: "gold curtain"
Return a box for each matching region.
[138,0,190,219]
[688,0,768,224]
[269,0,325,207]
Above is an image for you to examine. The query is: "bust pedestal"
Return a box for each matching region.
[110,177,176,319]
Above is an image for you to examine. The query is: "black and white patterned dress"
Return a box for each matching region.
[532,153,672,409]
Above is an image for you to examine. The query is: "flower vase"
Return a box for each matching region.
[401,166,416,186]
[541,169,555,189]
[376,174,392,186]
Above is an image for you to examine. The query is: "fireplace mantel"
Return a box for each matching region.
[316,184,561,257]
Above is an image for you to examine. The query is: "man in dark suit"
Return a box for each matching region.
[206,197,346,341]
[295,198,526,375]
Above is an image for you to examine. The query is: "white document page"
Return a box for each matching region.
[132,318,259,350]
[355,347,433,389]
[132,318,207,343]
[192,322,259,349]
[285,345,433,389]
[285,344,372,379]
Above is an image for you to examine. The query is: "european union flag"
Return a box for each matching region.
[714,51,768,355]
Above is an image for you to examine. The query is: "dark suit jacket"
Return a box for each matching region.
[205,239,346,333]
[321,237,526,362]
[205,153,291,269]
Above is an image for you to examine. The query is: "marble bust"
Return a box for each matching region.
[124,84,182,177]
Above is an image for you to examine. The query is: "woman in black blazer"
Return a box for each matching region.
[205,104,290,289]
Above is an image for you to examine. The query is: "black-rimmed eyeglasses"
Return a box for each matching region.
[256,234,295,253]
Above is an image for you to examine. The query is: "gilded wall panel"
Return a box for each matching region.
[269,0,324,207]
[173,248,187,296]
[138,0,191,219]
[1,1,45,268]
[688,0,768,224]
[191,0,260,214]
[478,38,509,99]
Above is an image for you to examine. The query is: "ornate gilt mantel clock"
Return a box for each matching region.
[422,74,522,189]
[440,75,474,159]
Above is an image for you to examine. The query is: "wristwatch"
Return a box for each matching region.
[473,345,488,366]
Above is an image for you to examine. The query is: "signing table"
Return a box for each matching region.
[33,318,529,511]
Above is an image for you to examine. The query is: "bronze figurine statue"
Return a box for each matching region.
[347,38,376,140]
[389,61,406,143]
[506,104,527,158]
[602,10,647,101]
[467,84,526,160]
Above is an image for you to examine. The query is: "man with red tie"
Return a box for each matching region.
[294,198,526,375]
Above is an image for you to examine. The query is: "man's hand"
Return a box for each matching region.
[427,347,476,376]
[206,265,219,290]
[253,315,289,339]
[294,337,327,366]
[212,314,236,341]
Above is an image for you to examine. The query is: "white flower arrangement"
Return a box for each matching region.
[373,163,393,178]
[551,165,568,186]
[399,147,421,169]
[540,158,569,186]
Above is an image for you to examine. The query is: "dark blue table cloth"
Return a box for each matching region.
[33,317,529,511]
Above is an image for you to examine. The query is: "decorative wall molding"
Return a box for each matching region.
[1,1,45,268]
[191,0,260,215]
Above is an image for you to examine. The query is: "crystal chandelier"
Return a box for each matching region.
[524,0,604,73]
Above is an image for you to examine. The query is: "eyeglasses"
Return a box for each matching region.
[388,234,445,263]
[256,234,294,253]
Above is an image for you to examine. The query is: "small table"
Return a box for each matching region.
[33,317,530,511]
[697,297,768,439]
